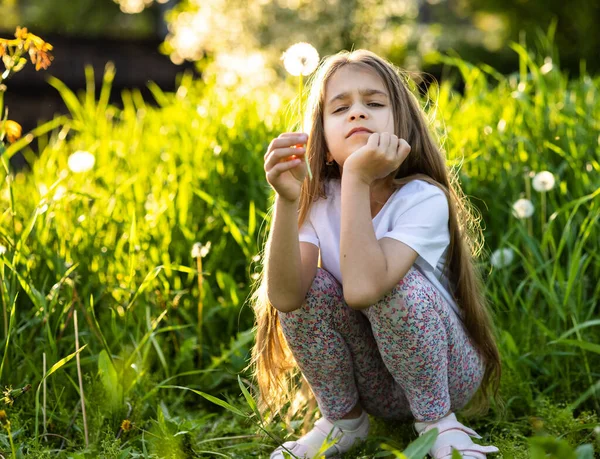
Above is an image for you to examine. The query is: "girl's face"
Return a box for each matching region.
[322,65,395,172]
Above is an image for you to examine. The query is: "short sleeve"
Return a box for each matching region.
[380,186,449,269]
[298,214,320,248]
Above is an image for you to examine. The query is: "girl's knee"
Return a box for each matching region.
[281,268,342,320]
[367,266,432,325]
[308,267,343,300]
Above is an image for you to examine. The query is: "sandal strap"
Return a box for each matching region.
[314,417,341,438]
[271,441,307,458]
[420,416,482,439]
[416,414,499,459]
[435,444,500,459]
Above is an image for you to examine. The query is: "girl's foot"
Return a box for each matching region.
[414,412,499,459]
[270,410,370,458]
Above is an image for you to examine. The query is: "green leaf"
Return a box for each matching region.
[98,349,123,411]
[160,385,248,418]
[529,436,577,459]
[402,428,438,459]
[35,345,88,438]
[575,444,594,459]
[551,339,600,355]
[238,374,261,422]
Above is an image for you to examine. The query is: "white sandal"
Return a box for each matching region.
[414,413,499,459]
[270,411,370,459]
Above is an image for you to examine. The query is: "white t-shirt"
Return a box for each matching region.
[298,178,462,320]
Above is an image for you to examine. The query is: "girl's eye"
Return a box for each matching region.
[333,103,383,113]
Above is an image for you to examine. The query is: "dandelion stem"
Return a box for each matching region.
[541,191,546,230]
[42,352,46,440]
[541,191,547,258]
[6,422,16,459]
[525,172,533,238]
[197,256,203,368]
[298,75,312,181]
[74,310,89,447]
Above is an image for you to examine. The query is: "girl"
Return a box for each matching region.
[250,49,502,459]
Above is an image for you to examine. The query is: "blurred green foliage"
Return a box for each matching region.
[0,0,160,39]
[1,0,599,77]
[0,27,598,456]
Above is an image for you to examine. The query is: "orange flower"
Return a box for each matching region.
[1,27,54,71]
[27,35,53,71]
[120,419,132,431]
[15,27,29,41]
[4,121,22,143]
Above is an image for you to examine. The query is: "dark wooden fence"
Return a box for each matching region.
[3,32,197,169]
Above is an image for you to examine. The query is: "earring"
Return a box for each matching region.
[326,160,334,165]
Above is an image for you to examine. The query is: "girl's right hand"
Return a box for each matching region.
[264,132,308,203]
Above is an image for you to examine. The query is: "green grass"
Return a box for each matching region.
[0,33,598,457]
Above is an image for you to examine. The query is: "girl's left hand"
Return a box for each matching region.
[343,132,411,185]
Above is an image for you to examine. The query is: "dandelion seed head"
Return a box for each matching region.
[497,119,506,133]
[532,171,555,192]
[540,57,553,75]
[512,199,534,219]
[68,150,95,173]
[191,242,202,258]
[0,245,6,256]
[490,248,514,268]
[281,42,320,76]
[113,0,152,14]
[191,241,211,259]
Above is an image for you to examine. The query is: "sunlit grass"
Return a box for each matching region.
[0,34,598,457]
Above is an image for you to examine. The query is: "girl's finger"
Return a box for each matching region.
[279,132,308,138]
[266,135,307,159]
[379,132,390,152]
[265,147,305,170]
[398,139,411,157]
[266,158,303,177]
[367,132,379,149]
[389,135,399,157]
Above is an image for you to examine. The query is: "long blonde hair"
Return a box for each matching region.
[247,49,502,423]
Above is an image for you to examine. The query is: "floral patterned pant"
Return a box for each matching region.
[278,266,485,422]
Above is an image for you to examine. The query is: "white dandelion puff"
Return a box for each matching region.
[532,171,555,192]
[497,119,506,133]
[512,199,535,219]
[191,241,211,258]
[0,245,6,256]
[490,248,514,268]
[68,151,95,173]
[281,42,320,77]
[540,57,553,75]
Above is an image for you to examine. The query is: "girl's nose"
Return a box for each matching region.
[348,109,368,120]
